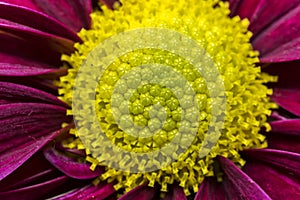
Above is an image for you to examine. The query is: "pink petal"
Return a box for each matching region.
[0,82,67,106]
[0,175,69,200]
[0,0,39,10]
[0,33,61,66]
[252,4,300,61]
[119,184,158,200]
[235,0,300,36]
[235,0,262,22]
[44,147,103,179]
[0,19,75,54]
[260,37,300,62]
[53,183,115,200]
[0,63,64,77]
[195,178,226,200]
[32,0,93,32]
[0,152,58,191]
[270,119,300,136]
[271,89,300,117]
[218,156,271,200]
[266,133,300,154]
[263,60,300,89]
[243,160,300,200]
[0,0,92,32]
[242,149,300,177]
[0,103,68,141]
[0,76,59,94]
[228,0,242,17]
[0,104,71,180]
[100,0,118,9]
[0,2,81,42]
[163,185,186,200]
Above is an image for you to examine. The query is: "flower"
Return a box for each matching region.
[0,0,299,200]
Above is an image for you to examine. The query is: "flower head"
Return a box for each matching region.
[0,0,300,199]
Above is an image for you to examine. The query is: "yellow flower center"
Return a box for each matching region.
[58,0,277,195]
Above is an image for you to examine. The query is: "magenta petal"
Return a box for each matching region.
[31,0,93,32]
[0,63,60,77]
[53,183,115,200]
[195,178,226,200]
[0,127,66,181]
[163,185,186,200]
[0,0,92,32]
[218,156,271,200]
[0,0,40,10]
[247,0,300,36]
[243,160,300,200]
[44,147,103,179]
[0,82,67,106]
[0,103,68,141]
[270,119,300,136]
[0,175,69,200]
[263,60,300,89]
[0,2,81,42]
[0,77,59,95]
[267,119,300,153]
[242,149,300,177]
[100,0,118,9]
[235,0,262,22]
[228,0,242,17]
[0,33,61,66]
[271,89,300,116]
[252,4,300,59]
[119,184,158,200]
[260,37,300,62]
[266,134,300,154]
[0,20,75,54]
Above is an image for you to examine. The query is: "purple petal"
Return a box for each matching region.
[0,82,67,106]
[0,0,92,32]
[243,160,300,200]
[0,104,71,180]
[119,184,158,200]
[263,60,300,89]
[235,0,262,22]
[0,103,68,141]
[0,19,75,54]
[271,89,300,117]
[228,0,242,17]
[195,178,226,200]
[0,31,61,66]
[0,76,59,95]
[252,4,300,61]
[0,151,58,191]
[270,119,300,135]
[32,0,92,32]
[163,185,186,200]
[55,142,86,157]
[266,134,300,154]
[44,147,103,179]
[242,149,300,177]
[0,0,40,10]
[218,156,271,200]
[0,175,69,200]
[270,111,287,120]
[53,183,115,200]
[0,2,81,42]
[100,0,118,9]
[0,63,65,77]
[260,37,300,62]
[240,0,300,36]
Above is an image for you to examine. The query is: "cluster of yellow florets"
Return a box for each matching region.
[58,0,276,195]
